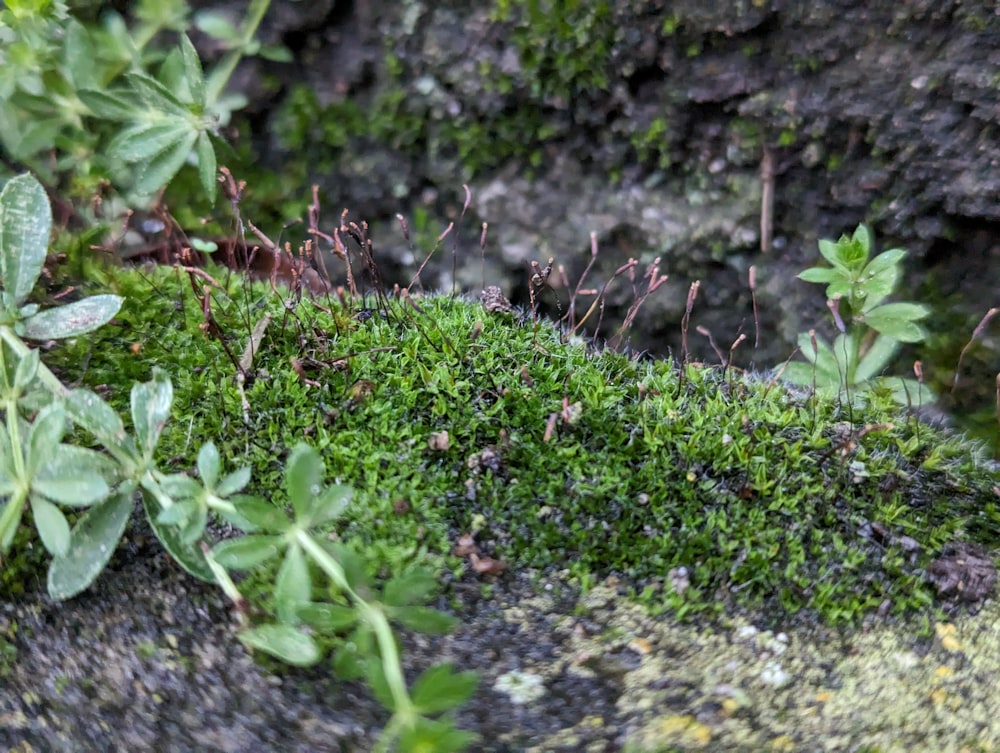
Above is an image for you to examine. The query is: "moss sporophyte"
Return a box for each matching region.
[43,257,1000,629]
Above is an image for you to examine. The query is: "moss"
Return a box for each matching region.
[40,260,1000,629]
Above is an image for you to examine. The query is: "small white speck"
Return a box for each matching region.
[760,660,789,687]
[494,670,546,705]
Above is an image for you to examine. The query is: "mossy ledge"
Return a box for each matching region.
[43,260,1000,628]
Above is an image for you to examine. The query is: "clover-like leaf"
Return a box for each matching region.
[0,173,50,309]
[47,489,134,600]
[21,294,123,340]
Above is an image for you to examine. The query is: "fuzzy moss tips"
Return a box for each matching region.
[47,262,1000,627]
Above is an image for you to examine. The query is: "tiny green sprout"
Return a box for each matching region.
[783,224,932,405]
[190,237,219,254]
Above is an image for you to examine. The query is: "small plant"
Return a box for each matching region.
[782,224,932,405]
[0,0,285,204]
[0,172,477,751]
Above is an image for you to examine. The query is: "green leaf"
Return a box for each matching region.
[78,88,137,120]
[286,443,324,522]
[410,663,478,714]
[33,445,112,506]
[229,496,290,533]
[124,71,189,115]
[397,717,479,753]
[13,347,39,392]
[816,238,844,268]
[304,483,352,528]
[47,489,133,600]
[239,623,320,666]
[155,497,198,526]
[142,487,213,582]
[179,500,208,545]
[861,247,906,278]
[852,223,872,254]
[387,605,458,635]
[332,624,373,680]
[211,534,284,569]
[864,303,930,342]
[133,130,199,195]
[797,266,842,285]
[131,368,173,458]
[275,543,311,623]
[854,333,900,382]
[0,173,50,308]
[197,442,220,488]
[195,131,217,201]
[27,402,67,477]
[63,19,97,89]
[178,34,206,105]
[21,294,124,340]
[194,11,244,45]
[157,472,202,500]
[298,601,358,632]
[32,494,71,556]
[108,121,192,163]
[215,466,251,498]
[65,388,129,451]
[383,569,438,607]
[876,376,935,407]
[258,44,293,63]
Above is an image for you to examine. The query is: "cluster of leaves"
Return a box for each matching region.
[783,224,932,405]
[0,174,476,752]
[0,0,284,205]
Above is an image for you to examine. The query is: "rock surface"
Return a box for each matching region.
[3,519,999,752]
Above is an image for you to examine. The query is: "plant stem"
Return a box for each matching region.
[296,530,416,720]
[0,327,67,397]
[204,0,272,105]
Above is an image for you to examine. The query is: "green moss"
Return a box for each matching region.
[42,261,1000,628]
[631,117,672,171]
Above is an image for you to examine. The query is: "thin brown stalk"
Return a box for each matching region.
[953,307,999,392]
